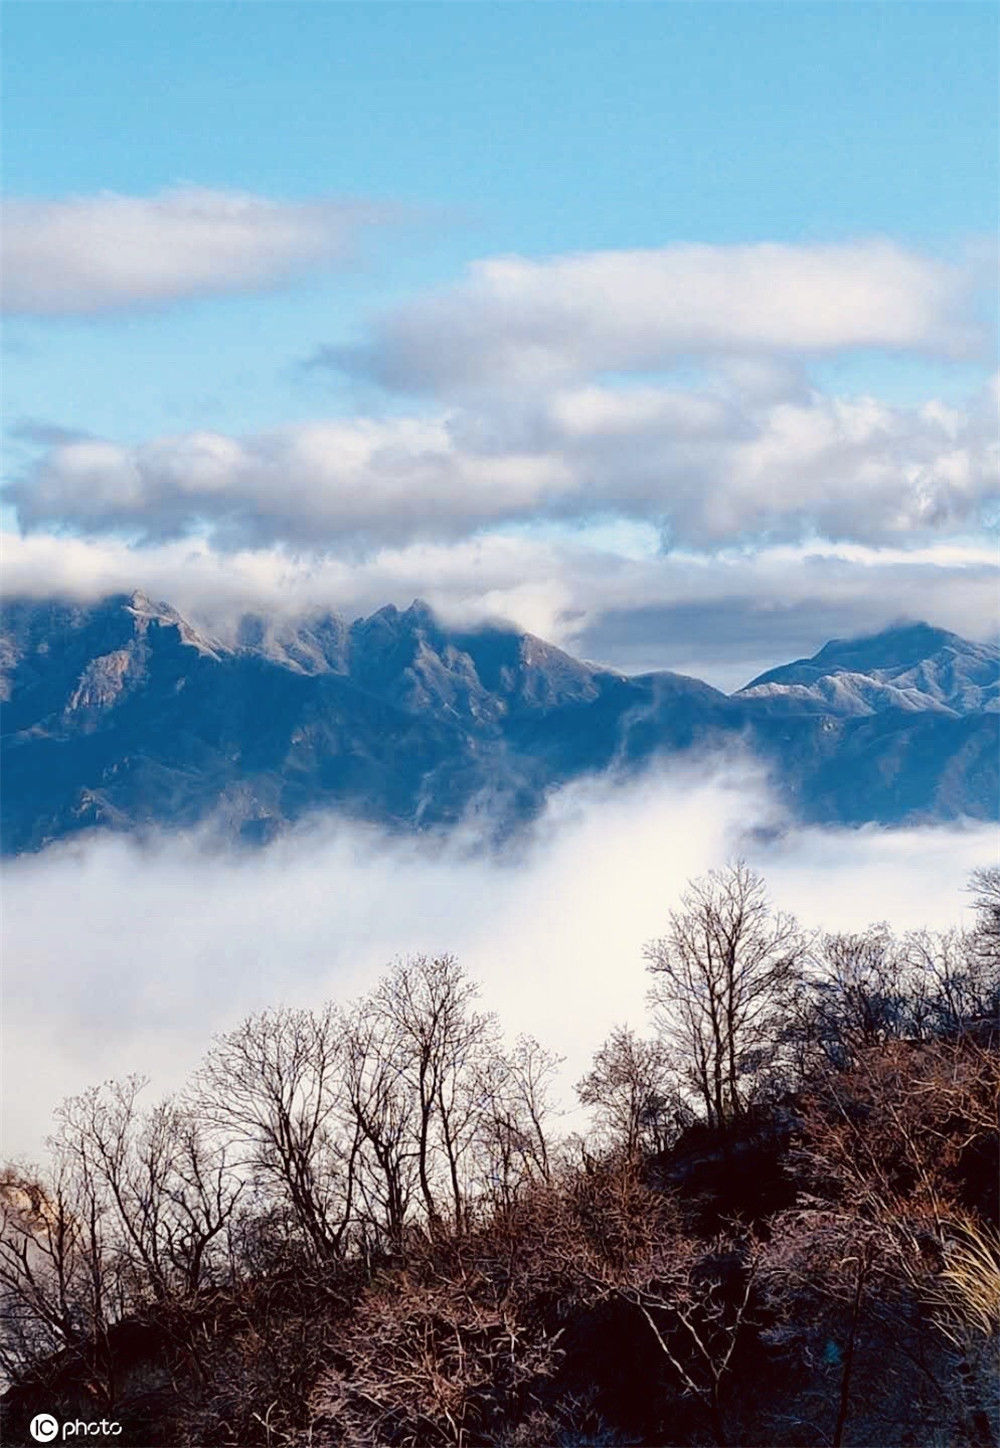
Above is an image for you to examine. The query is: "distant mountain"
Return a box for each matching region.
[1,595,996,852]
[739,622,999,717]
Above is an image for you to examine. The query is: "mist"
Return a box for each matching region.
[3,760,993,1163]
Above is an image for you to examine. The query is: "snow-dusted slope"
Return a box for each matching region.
[738,623,999,717]
[2,601,997,851]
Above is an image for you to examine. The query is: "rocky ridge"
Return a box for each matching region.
[1,594,996,852]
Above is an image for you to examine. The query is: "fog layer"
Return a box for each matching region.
[3,762,992,1160]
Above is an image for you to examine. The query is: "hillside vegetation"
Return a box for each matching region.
[1,865,997,1447]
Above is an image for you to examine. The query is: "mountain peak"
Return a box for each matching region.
[404,598,435,623]
[361,598,438,633]
[810,621,964,672]
[1,593,997,851]
[739,620,998,718]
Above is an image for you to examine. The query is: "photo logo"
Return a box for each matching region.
[28,1417,121,1442]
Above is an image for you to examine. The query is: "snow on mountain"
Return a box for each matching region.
[1,599,996,852]
[738,623,999,717]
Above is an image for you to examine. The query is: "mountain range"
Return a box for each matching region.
[1,592,996,853]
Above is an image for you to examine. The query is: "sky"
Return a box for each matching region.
[2,0,998,685]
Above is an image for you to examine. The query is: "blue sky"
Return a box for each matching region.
[2,1,997,680]
[5,1,996,435]
[7,2,996,235]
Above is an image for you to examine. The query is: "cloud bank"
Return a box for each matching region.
[1,188,390,315]
[11,378,997,551]
[3,765,993,1163]
[3,527,995,688]
[4,232,995,680]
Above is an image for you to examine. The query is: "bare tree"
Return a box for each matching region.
[54,1077,171,1305]
[0,1160,110,1386]
[340,997,419,1253]
[968,865,1000,968]
[154,1105,244,1296]
[645,862,804,1128]
[5,870,994,1447]
[576,1026,679,1159]
[0,1082,241,1401]
[903,927,999,1038]
[797,926,910,1068]
[194,1005,358,1260]
[474,1034,562,1210]
[370,955,497,1232]
[51,1080,243,1303]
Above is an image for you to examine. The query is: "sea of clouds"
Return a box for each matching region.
[3,760,993,1163]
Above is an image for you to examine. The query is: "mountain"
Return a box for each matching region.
[738,622,1000,717]
[1,595,996,853]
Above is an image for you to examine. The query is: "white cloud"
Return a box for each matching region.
[10,375,997,551]
[1,188,390,315]
[327,240,981,391]
[3,765,992,1162]
[4,233,994,685]
[12,415,577,547]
